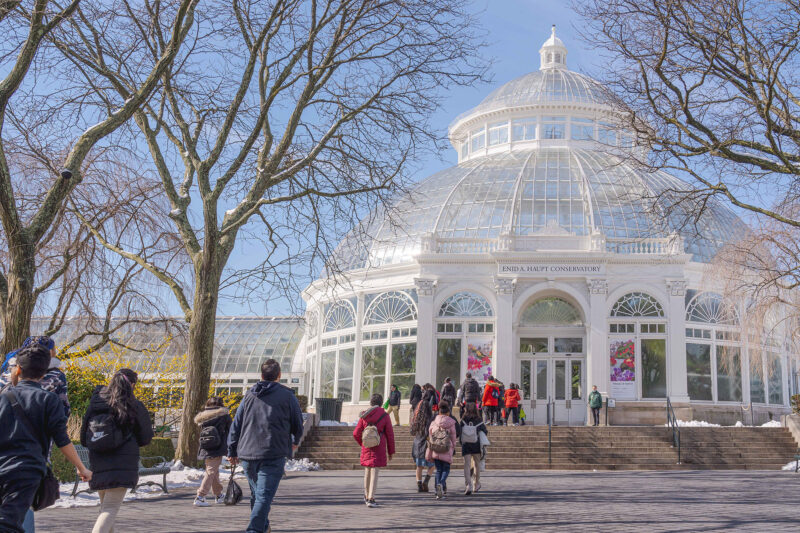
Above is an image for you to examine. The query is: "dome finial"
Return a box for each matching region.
[539,25,567,70]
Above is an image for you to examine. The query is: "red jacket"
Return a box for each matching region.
[482,380,501,407]
[504,388,521,408]
[353,406,396,468]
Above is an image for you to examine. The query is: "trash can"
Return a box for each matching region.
[315,398,337,421]
[334,399,343,422]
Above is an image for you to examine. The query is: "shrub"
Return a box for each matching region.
[51,438,176,483]
[295,394,308,413]
[791,394,800,415]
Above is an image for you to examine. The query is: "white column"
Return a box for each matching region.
[666,280,690,402]
[353,294,365,404]
[494,277,515,383]
[415,278,436,385]
[587,279,608,425]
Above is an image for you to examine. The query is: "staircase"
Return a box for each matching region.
[296,425,797,470]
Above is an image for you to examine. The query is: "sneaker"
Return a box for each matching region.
[193,496,210,507]
[214,494,225,504]
[464,487,472,495]
[434,486,442,500]
[417,481,424,493]
[369,499,379,507]
[474,482,481,493]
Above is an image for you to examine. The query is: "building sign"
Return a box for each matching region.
[497,263,605,276]
[610,339,636,400]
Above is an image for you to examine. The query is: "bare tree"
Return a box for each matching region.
[62,0,487,461]
[0,0,198,354]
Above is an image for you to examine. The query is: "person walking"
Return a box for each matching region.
[460,372,481,413]
[425,401,457,500]
[459,402,487,495]
[589,386,603,426]
[440,378,456,407]
[385,385,401,426]
[481,376,502,425]
[0,344,92,532]
[409,400,434,492]
[423,383,439,412]
[503,383,521,426]
[81,368,153,533]
[353,394,395,507]
[193,397,232,507]
[409,384,422,417]
[228,358,304,533]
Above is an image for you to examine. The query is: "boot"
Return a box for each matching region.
[417,480,424,493]
[422,475,431,492]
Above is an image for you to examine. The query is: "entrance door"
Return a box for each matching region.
[520,357,586,425]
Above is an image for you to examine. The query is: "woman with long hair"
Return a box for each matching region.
[409,399,435,492]
[81,368,153,533]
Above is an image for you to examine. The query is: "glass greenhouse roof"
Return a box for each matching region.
[24,316,304,376]
[332,148,747,270]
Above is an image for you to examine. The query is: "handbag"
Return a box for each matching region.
[4,389,60,510]
[479,431,491,448]
[224,466,243,505]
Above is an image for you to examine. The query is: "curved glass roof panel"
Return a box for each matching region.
[27,317,304,375]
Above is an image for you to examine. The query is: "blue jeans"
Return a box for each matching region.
[0,475,39,533]
[22,510,33,533]
[433,459,451,490]
[241,457,286,533]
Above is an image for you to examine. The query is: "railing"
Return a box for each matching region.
[606,237,682,255]
[546,396,555,468]
[740,402,754,426]
[666,397,682,465]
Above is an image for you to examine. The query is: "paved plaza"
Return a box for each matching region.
[36,469,800,532]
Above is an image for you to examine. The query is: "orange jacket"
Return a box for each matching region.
[482,380,501,407]
[503,388,521,408]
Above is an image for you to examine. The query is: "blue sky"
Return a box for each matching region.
[219,1,599,317]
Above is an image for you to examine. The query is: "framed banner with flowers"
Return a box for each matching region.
[610,339,636,399]
[467,339,493,385]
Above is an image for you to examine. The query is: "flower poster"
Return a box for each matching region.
[609,339,636,400]
[467,339,493,385]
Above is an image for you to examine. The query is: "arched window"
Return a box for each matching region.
[520,297,583,326]
[686,292,737,325]
[325,301,355,332]
[610,292,664,318]
[438,292,493,317]
[364,291,417,325]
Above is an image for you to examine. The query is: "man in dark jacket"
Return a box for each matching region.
[386,384,401,426]
[0,345,91,532]
[228,359,304,533]
[460,372,481,411]
[440,378,456,407]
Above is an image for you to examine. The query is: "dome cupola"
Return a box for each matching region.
[539,25,567,70]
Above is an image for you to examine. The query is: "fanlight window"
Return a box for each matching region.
[325,301,355,332]
[611,292,664,318]
[306,311,319,335]
[365,291,417,325]
[439,292,494,318]
[686,293,737,325]
[520,297,583,326]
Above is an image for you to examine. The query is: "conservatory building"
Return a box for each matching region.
[297,29,798,425]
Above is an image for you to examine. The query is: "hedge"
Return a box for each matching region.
[51,438,175,483]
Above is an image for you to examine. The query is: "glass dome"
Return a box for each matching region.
[332,147,746,270]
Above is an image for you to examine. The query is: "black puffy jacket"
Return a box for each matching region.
[195,406,232,460]
[80,386,153,490]
[461,378,481,403]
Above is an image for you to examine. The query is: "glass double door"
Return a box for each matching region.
[521,357,585,426]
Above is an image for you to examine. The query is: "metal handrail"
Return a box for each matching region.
[666,397,681,464]
[546,396,554,468]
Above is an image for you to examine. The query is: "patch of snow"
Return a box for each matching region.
[285,458,320,472]
[734,421,745,427]
[782,460,799,472]
[318,420,356,426]
[761,420,782,427]
[666,420,721,427]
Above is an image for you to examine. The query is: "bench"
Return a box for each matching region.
[72,444,170,497]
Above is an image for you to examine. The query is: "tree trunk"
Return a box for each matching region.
[174,257,222,465]
[0,240,36,355]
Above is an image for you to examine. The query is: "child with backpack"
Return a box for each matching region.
[80,369,153,533]
[193,397,232,507]
[459,402,488,495]
[425,401,457,500]
[353,393,395,508]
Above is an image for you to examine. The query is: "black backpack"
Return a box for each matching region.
[199,424,222,451]
[86,413,125,452]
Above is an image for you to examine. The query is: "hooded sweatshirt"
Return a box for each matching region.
[195,406,232,460]
[227,380,304,461]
